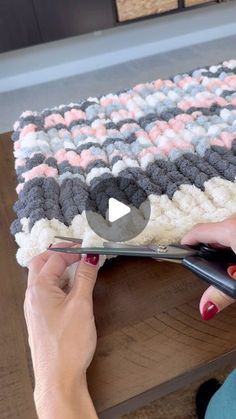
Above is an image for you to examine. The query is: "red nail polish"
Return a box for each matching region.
[202,301,219,321]
[84,254,99,266]
[228,265,236,278]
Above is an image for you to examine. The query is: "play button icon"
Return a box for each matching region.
[108,198,131,222]
[85,175,151,242]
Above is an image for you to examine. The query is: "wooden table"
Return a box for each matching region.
[1,131,236,419]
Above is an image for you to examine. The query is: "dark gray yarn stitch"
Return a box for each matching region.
[11,143,236,235]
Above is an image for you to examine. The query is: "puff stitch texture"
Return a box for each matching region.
[11,60,236,267]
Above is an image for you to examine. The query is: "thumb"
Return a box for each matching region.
[72,254,99,300]
[200,267,236,320]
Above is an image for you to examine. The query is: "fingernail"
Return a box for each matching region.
[181,238,190,245]
[228,265,236,278]
[201,301,219,321]
[84,254,99,266]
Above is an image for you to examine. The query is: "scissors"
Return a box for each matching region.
[49,236,236,298]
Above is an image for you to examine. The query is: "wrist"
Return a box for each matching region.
[34,376,97,419]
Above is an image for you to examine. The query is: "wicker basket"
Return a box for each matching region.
[185,0,213,6]
[116,0,178,22]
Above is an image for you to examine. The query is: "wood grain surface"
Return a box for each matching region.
[0,131,236,419]
[116,0,178,22]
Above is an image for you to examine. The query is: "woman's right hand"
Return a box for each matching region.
[181,214,236,320]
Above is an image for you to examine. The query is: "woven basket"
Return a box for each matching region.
[185,0,213,6]
[116,0,178,22]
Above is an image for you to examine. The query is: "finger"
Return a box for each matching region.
[28,242,74,277]
[181,222,230,247]
[210,243,228,249]
[70,254,99,300]
[28,242,81,287]
[227,213,236,220]
[199,271,236,320]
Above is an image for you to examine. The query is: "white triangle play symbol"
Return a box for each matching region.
[108,198,131,223]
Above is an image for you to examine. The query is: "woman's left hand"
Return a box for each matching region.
[24,242,99,419]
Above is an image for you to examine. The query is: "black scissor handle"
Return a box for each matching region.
[196,244,236,263]
[183,256,236,299]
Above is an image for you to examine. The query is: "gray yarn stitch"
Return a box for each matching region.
[10,61,236,238]
[12,104,236,146]
[11,144,236,235]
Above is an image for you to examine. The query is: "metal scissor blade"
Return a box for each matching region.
[103,243,197,259]
[103,241,153,251]
[49,243,197,259]
[49,246,159,257]
[54,236,83,244]
[55,237,150,251]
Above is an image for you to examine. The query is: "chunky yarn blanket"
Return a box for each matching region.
[11,60,236,267]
